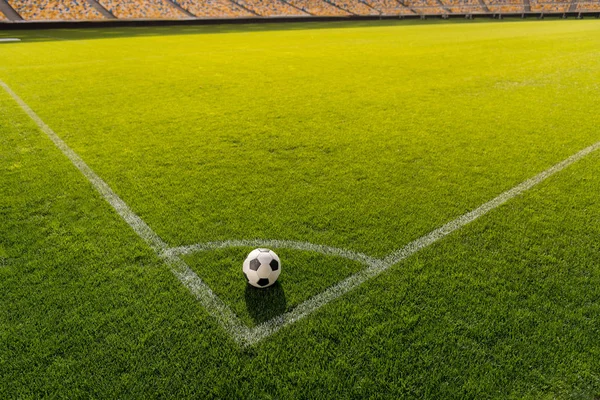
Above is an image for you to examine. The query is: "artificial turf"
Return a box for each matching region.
[1,19,599,398]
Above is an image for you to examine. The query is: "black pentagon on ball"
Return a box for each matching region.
[270,259,279,271]
[257,278,270,287]
[249,259,261,271]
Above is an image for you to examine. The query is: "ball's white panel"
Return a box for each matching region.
[246,270,259,285]
[257,252,273,266]
[246,249,262,260]
[269,267,281,283]
[268,251,280,264]
[256,264,272,279]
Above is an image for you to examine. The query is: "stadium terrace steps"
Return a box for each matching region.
[477,0,491,12]
[438,0,485,13]
[97,0,189,19]
[285,0,351,16]
[320,0,357,15]
[224,0,260,16]
[434,0,453,13]
[172,0,256,18]
[361,0,416,15]
[86,0,117,18]
[0,0,21,20]
[396,0,418,14]
[568,0,578,11]
[324,0,379,15]
[163,0,196,17]
[230,0,309,16]
[483,0,525,13]
[279,0,317,15]
[523,0,531,11]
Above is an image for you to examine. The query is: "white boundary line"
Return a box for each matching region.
[242,140,600,344]
[0,79,251,345]
[3,78,599,346]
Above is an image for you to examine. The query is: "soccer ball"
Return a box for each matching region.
[243,248,281,288]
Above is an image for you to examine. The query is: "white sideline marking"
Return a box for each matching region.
[0,38,21,43]
[0,79,251,345]
[4,78,599,346]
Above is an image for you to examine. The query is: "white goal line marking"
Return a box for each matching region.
[4,78,599,347]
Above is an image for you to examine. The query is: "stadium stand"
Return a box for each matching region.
[483,0,524,12]
[439,0,486,13]
[231,0,309,16]
[173,0,254,17]
[2,0,600,21]
[7,0,105,20]
[285,0,351,15]
[97,0,188,19]
[362,0,416,15]
[405,0,447,14]
[530,0,570,12]
[577,1,600,9]
[325,0,380,14]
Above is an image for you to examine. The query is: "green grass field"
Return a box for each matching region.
[1,19,600,398]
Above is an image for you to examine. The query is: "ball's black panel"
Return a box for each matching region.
[270,259,279,271]
[243,272,249,282]
[257,278,270,287]
[249,259,261,271]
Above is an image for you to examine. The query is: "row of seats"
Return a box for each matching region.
[2,0,598,21]
[97,0,187,19]
[232,0,308,16]
[326,0,381,15]
[530,0,571,12]
[484,0,524,13]
[7,0,103,20]
[405,0,448,14]
[362,0,415,15]
[173,0,253,17]
[577,2,600,10]
[286,0,351,15]
[439,0,485,14]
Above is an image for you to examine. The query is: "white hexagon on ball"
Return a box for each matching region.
[243,248,281,288]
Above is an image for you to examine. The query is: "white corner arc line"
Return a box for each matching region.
[241,140,600,345]
[0,79,251,345]
[4,78,600,347]
[166,140,600,346]
[166,239,382,268]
